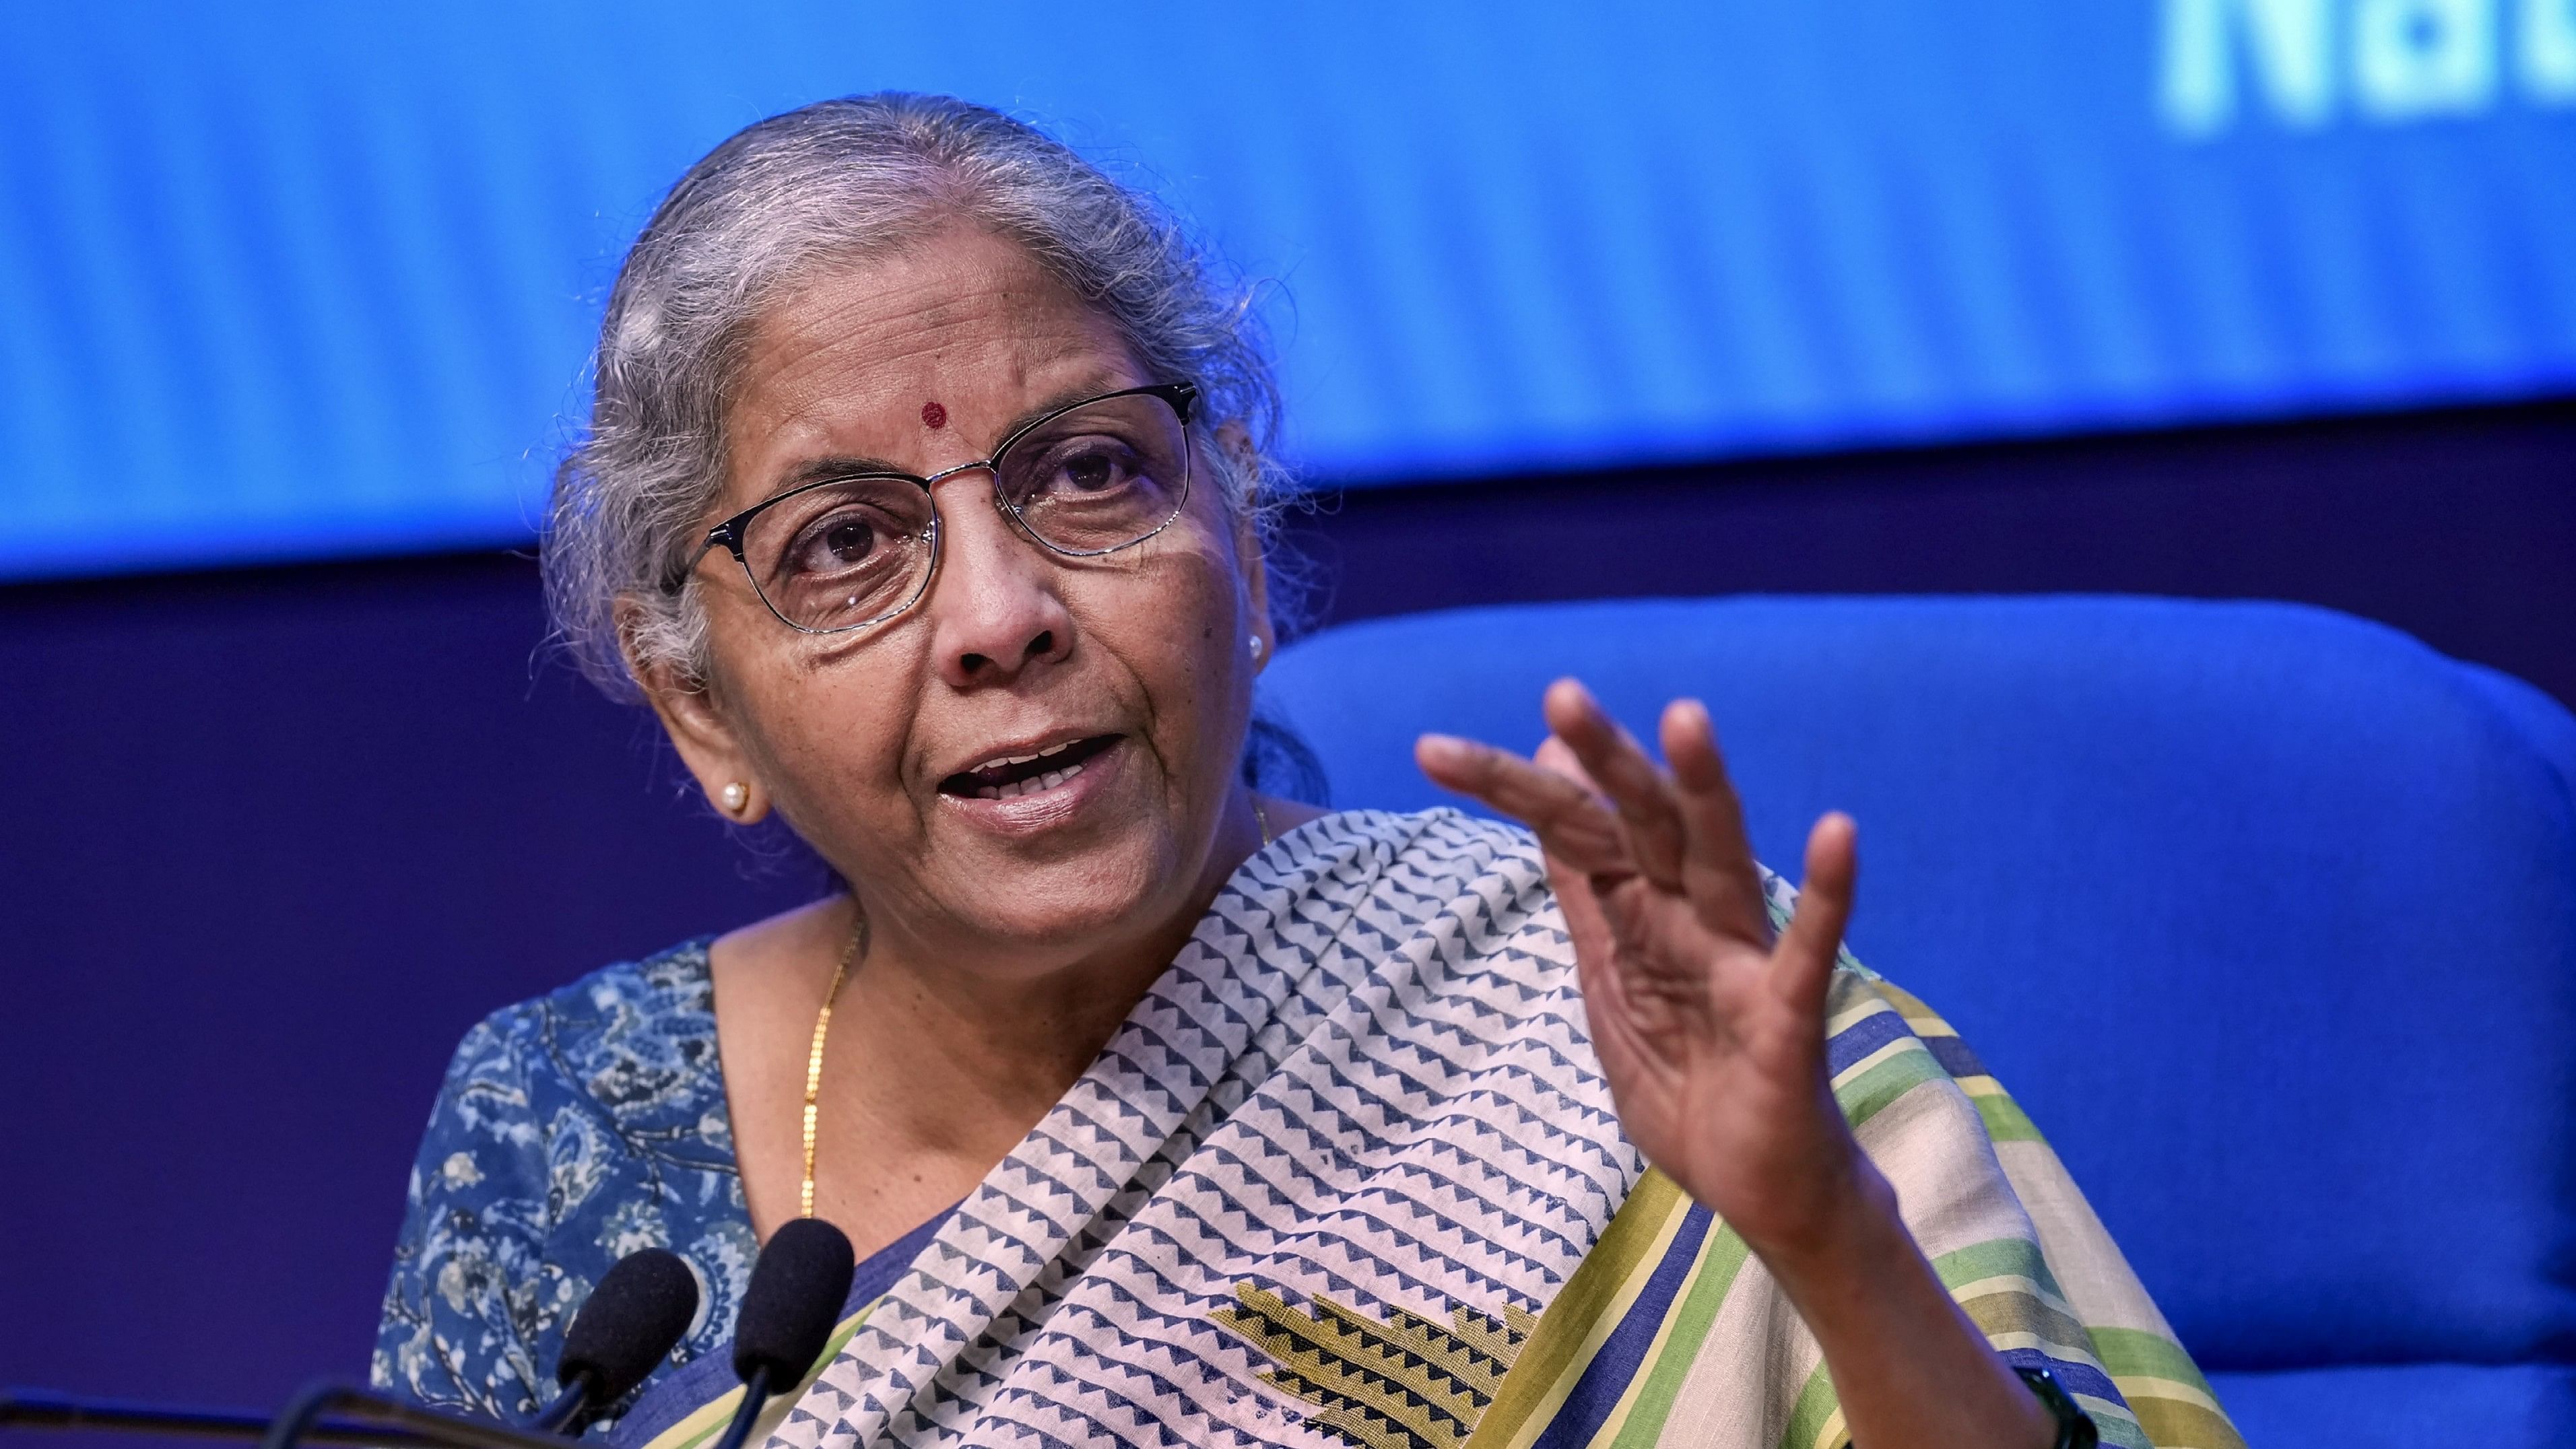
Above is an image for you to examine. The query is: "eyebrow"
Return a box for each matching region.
[754,373,1145,501]
[768,452,912,494]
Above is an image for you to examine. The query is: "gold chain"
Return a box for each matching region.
[799,801,1272,1221]
[799,912,864,1219]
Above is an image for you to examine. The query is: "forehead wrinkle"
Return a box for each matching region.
[743,236,1080,403]
[723,234,1152,509]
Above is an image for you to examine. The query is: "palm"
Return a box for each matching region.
[1418,681,1863,1251]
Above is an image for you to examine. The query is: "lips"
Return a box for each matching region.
[937,733,1121,801]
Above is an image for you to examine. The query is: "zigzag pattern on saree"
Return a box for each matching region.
[1215,1281,1538,1449]
[774,810,1634,1448]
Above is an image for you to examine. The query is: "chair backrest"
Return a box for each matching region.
[1259,595,2576,1372]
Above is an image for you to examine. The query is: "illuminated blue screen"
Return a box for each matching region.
[3,1,2571,578]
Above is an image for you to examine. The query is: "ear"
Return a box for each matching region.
[618,595,772,824]
[1215,420,1276,671]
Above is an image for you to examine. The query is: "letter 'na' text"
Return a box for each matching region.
[2162,0,2576,134]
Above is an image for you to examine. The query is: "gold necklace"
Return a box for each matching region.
[799,912,863,1219]
[798,799,1273,1219]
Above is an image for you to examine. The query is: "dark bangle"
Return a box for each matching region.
[2013,1367,2098,1449]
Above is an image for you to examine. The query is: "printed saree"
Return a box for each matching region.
[624,807,2239,1449]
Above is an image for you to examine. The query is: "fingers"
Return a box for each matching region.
[1531,733,1594,791]
[1416,733,1628,874]
[1659,699,1773,942]
[1542,679,1690,889]
[1778,812,1859,1017]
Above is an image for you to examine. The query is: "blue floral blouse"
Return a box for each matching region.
[370,940,760,1427]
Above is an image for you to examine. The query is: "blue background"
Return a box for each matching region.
[3,5,2575,1444]
[3,0,2573,578]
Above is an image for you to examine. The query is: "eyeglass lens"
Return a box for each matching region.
[736,391,1191,633]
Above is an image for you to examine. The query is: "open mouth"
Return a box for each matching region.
[938,734,1121,802]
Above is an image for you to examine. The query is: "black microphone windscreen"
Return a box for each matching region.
[558,1248,702,1402]
[730,1219,856,1388]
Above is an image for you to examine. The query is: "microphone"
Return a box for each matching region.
[708,1219,854,1449]
[528,1248,701,1433]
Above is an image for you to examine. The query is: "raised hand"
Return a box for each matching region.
[1424,680,2061,1448]
[1414,677,1871,1256]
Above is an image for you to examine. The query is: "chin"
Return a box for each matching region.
[935,826,1187,962]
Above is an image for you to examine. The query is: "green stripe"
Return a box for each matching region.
[1930,1237,2068,1305]
[2090,1326,2218,1400]
[1777,1363,1840,1449]
[2090,1403,2158,1449]
[1606,1225,1753,1449]
[1465,1170,1688,1449]
[1971,1091,2045,1143]
[1832,1044,1945,1129]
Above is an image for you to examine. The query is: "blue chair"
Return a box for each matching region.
[1260,595,2576,1449]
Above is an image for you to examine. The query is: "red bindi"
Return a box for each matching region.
[921,401,948,430]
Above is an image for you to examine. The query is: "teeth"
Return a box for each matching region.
[970,739,1084,775]
[972,760,1085,801]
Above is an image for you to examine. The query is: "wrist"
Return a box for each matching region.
[1732,1149,1902,1285]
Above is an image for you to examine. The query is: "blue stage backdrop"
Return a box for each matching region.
[2,0,2571,580]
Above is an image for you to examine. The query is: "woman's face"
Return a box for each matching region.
[655,224,1270,972]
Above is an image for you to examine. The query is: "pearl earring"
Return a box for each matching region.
[719,782,749,813]
[1249,635,1266,661]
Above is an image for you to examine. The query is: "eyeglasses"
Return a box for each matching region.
[677,382,1197,635]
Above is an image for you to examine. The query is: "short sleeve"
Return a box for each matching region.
[370,1007,557,1419]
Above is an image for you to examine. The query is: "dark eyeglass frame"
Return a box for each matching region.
[669,381,1199,635]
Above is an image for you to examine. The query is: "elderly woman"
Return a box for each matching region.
[373,95,2231,1449]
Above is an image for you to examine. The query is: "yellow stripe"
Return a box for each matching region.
[2129,1394,2249,1449]
[1463,1172,1692,1449]
[1943,1272,2084,1329]
[2119,1375,2226,1417]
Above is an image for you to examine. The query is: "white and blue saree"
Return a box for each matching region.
[379,809,2235,1449]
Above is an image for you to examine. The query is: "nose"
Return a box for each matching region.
[923,471,1074,689]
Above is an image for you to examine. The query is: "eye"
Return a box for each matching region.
[758,484,925,582]
[1014,438,1148,508]
[820,518,876,564]
[784,509,892,575]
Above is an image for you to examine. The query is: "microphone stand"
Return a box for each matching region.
[257,1384,581,1449]
[3,1389,444,1448]
[706,1366,772,1449]
[519,1374,596,1438]
[3,1384,579,1449]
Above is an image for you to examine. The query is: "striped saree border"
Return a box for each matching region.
[1872,984,2246,1449]
[1461,1170,1703,1449]
[1461,962,2240,1449]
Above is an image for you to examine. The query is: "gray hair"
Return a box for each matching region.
[543,93,1287,701]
